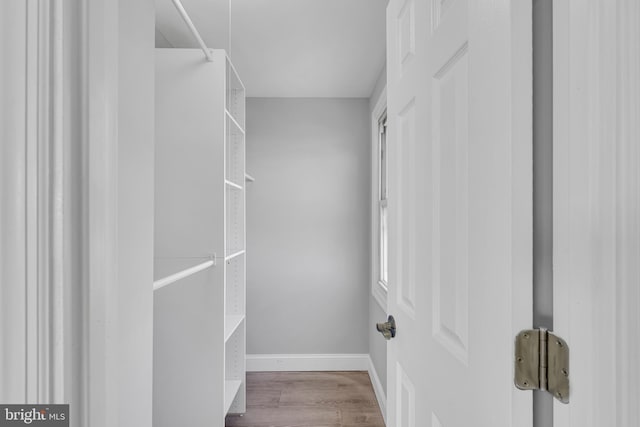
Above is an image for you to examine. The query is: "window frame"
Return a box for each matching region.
[378,113,388,288]
[371,88,388,310]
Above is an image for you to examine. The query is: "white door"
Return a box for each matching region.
[553,1,640,425]
[383,1,533,426]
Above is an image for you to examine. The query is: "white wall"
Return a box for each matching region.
[155,0,229,51]
[117,0,155,425]
[245,98,370,355]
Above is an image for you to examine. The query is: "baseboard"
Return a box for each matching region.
[367,355,387,424]
[246,353,370,372]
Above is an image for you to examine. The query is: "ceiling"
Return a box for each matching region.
[155,0,387,98]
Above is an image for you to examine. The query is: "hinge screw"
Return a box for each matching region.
[517,357,523,363]
[561,369,568,377]
[556,340,563,347]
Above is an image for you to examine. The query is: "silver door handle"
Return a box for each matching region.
[376,315,396,340]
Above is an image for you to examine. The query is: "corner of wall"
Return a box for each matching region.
[369,64,387,112]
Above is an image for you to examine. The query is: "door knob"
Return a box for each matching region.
[376,315,396,340]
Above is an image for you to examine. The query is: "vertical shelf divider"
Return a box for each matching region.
[224,54,246,416]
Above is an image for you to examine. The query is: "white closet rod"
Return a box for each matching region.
[170,0,213,62]
[245,173,255,182]
[153,259,215,291]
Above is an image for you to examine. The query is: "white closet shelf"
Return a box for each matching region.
[224,315,245,342]
[224,380,242,415]
[225,179,243,190]
[244,173,255,182]
[225,110,245,134]
[225,249,245,262]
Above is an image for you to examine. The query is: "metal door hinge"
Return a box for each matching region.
[514,329,569,403]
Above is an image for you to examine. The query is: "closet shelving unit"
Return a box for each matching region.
[153,46,246,426]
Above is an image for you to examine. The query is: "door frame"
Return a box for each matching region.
[0,0,66,404]
[553,0,640,425]
[0,0,121,422]
[1,1,153,426]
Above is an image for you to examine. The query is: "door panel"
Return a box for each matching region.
[431,43,469,365]
[385,0,532,426]
[396,364,416,427]
[396,99,417,318]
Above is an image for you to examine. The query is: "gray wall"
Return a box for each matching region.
[368,66,388,393]
[246,98,371,355]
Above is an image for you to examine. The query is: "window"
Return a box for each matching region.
[371,90,388,309]
[378,113,388,289]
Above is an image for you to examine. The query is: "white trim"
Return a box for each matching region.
[372,280,388,312]
[82,0,121,425]
[371,86,387,120]
[2,1,152,424]
[615,3,640,424]
[246,354,370,372]
[371,86,388,311]
[25,0,40,401]
[50,0,66,404]
[553,1,640,425]
[0,0,65,404]
[1,1,31,402]
[367,355,387,424]
[509,2,535,425]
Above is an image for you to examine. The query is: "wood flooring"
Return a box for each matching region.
[225,371,385,427]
